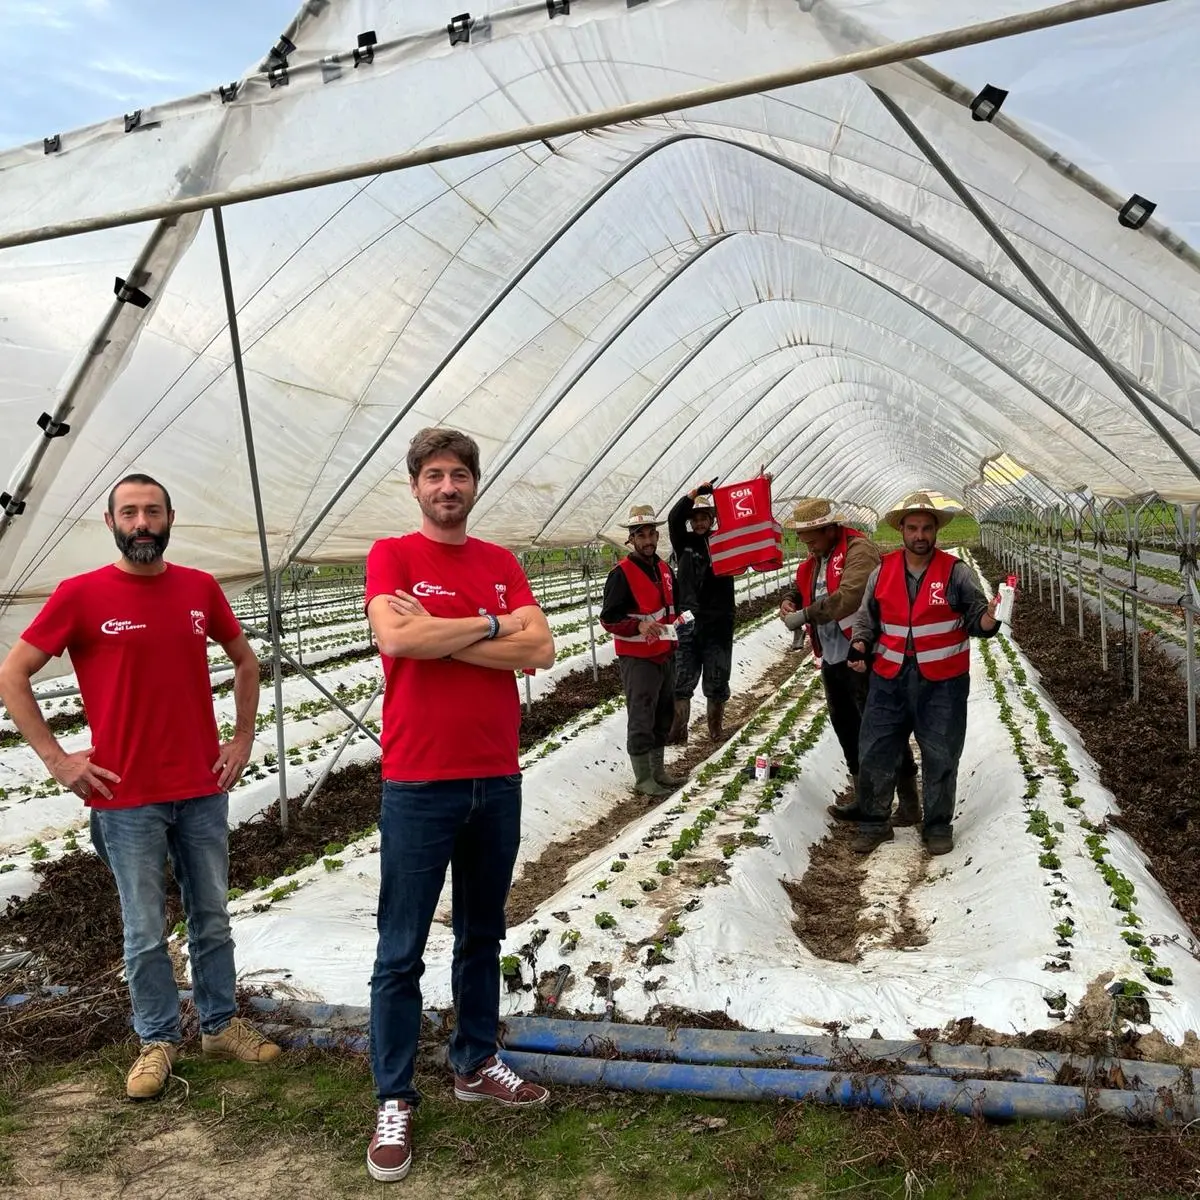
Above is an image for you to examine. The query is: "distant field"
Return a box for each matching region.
[871,514,980,548]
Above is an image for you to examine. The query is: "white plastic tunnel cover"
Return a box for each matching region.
[1,0,1199,663]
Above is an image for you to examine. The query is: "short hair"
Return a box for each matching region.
[107,473,172,515]
[406,427,481,482]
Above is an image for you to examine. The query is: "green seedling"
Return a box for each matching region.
[639,878,658,892]
[560,929,580,950]
[656,860,674,876]
[28,840,48,861]
[323,857,345,872]
[595,911,617,930]
[500,955,521,978]
[226,887,245,900]
[594,879,610,892]
[619,898,638,909]
[1144,966,1174,986]
[0,863,16,874]
[609,860,626,873]
[666,919,684,938]
[267,880,299,903]
[1038,852,1061,870]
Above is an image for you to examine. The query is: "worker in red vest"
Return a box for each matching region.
[778,498,919,823]
[848,494,999,856]
[600,505,689,798]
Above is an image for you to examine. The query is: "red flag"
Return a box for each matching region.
[708,477,783,576]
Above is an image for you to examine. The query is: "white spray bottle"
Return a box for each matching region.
[995,574,1018,624]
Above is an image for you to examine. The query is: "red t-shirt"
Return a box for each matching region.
[366,533,537,782]
[21,563,242,809]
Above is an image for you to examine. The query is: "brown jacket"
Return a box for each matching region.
[789,535,881,625]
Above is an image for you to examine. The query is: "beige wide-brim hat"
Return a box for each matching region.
[783,497,846,531]
[622,503,665,536]
[689,494,717,524]
[883,491,956,531]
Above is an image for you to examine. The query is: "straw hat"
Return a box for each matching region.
[690,494,717,524]
[783,497,846,531]
[621,503,665,531]
[883,491,955,531]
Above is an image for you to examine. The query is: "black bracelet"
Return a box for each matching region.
[485,614,500,640]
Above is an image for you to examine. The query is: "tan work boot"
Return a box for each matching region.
[202,1017,282,1063]
[126,1041,177,1101]
[667,699,690,745]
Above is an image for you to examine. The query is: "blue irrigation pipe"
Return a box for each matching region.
[498,1017,1200,1095]
[498,1052,1194,1123]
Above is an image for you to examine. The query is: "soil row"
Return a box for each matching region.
[973,546,1200,937]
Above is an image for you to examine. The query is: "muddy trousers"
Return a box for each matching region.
[821,661,917,780]
[856,662,968,838]
[619,654,677,755]
[674,620,733,704]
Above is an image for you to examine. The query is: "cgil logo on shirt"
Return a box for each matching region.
[494,583,508,610]
[412,580,457,598]
[928,581,948,606]
[100,618,147,635]
[191,609,206,635]
[729,485,756,518]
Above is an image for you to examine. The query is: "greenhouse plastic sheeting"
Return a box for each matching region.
[1,0,1199,659]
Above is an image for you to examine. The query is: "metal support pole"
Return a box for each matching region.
[212,206,289,830]
[1130,505,1142,703]
[524,670,533,712]
[1075,533,1085,641]
[583,546,600,683]
[300,677,384,812]
[875,91,1200,491]
[1094,510,1108,673]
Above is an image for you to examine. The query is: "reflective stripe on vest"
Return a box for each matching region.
[612,555,676,659]
[872,548,969,681]
[794,526,865,643]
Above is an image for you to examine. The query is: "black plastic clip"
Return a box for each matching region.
[37,413,70,439]
[354,30,377,66]
[1118,194,1156,230]
[547,0,569,16]
[43,134,61,154]
[124,110,143,133]
[447,13,471,45]
[268,64,289,88]
[269,34,296,65]
[0,492,26,517]
[114,277,152,308]
[219,82,240,104]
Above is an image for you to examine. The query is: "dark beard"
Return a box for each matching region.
[419,492,475,529]
[114,525,169,564]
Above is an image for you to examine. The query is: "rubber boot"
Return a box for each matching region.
[667,699,690,745]
[851,825,895,855]
[630,753,671,797]
[649,747,688,790]
[706,699,739,741]
[892,773,922,828]
[828,773,860,820]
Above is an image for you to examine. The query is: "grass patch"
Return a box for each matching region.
[0,1048,1198,1197]
[871,514,980,548]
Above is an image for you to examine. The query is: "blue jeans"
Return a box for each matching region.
[370,775,523,1105]
[90,793,236,1044]
[856,664,969,837]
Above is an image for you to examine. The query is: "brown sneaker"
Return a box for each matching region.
[367,1100,413,1182]
[453,1055,549,1106]
[201,1017,282,1063]
[126,1041,177,1101]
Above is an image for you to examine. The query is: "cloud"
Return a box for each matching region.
[88,57,188,87]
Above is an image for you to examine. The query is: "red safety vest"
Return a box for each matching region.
[794,527,865,652]
[612,555,676,659]
[708,477,782,576]
[872,549,969,681]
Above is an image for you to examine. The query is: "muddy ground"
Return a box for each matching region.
[973,546,1200,938]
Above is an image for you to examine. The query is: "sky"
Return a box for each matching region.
[0,0,300,149]
[0,0,1194,243]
